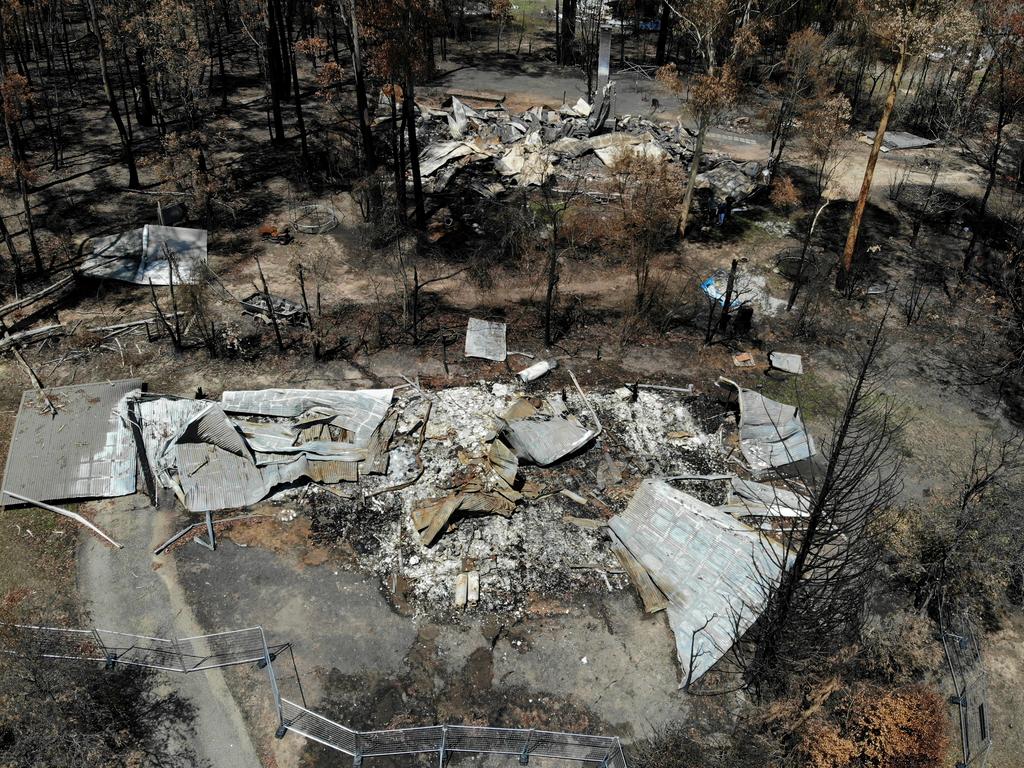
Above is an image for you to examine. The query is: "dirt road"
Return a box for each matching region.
[78,497,263,768]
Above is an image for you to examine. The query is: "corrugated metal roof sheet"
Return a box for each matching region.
[609,480,783,686]
[720,380,815,474]
[2,379,143,506]
[82,225,207,285]
[464,318,507,361]
[176,441,266,512]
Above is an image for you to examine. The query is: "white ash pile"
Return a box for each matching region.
[307,382,729,620]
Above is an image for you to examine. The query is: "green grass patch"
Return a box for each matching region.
[760,370,845,425]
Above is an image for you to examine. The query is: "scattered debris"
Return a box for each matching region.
[258,224,293,244]
[518,359,558,382]
[464,317,507,362]
[695,159,767,203]
[241,292,308,326]
[702,269,787,316]
[733,352,756,368]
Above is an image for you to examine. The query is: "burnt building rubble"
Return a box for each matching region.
[2,360,816,687]
[410,93,769,238]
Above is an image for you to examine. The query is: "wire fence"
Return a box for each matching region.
[5,623,287,673]
[280,698,627,768]
[3,623,628,768]
[939,602,992,767]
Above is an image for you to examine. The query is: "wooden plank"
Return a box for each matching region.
[608,530,669,614]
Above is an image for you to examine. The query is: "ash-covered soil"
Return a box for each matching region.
[299,384,732,619]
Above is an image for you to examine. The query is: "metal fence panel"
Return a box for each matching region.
[281,698,360,755]
[6,625,104,662]
[4,624,629,768]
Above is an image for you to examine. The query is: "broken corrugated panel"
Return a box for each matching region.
[499,416,596,466]
[176,442,266,512]
[134,395,208,503]
[361,412,398,475]
[220,389,393,444]
[609,480,783,686]
[464,318,507,361]
[730,478,809,518]
[2,379,143,506]
[720,379,815,475]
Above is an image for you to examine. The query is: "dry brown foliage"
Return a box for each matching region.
[770,175,801,209]
[792,683,950,768]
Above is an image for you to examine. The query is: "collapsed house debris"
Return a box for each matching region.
[464,317,507,361]
[609,479,784,687]
[81,225,208,285]
[695,159,767,203]
[719,378,816,476]
[1,379,143,506]
[414,91,720,196]
[1,367,819,684]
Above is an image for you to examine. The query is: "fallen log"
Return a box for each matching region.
[0,323,67,352]
[0,274,75,320]
[3,491,123,549]
[86,313,182,334]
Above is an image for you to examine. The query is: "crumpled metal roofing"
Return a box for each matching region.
[137,389,394,512]
[727,478,809,519]
[134,396,208,505]
[464,318,507,362]
[82,225,207,285]
[499,416,596,466]
[2,379,143,506]
[720,379,816,475]
[609,480,783,686]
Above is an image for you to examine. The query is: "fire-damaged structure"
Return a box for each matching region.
[1,367,818,688]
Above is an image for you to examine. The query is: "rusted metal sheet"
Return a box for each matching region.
[1,379,143,506]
